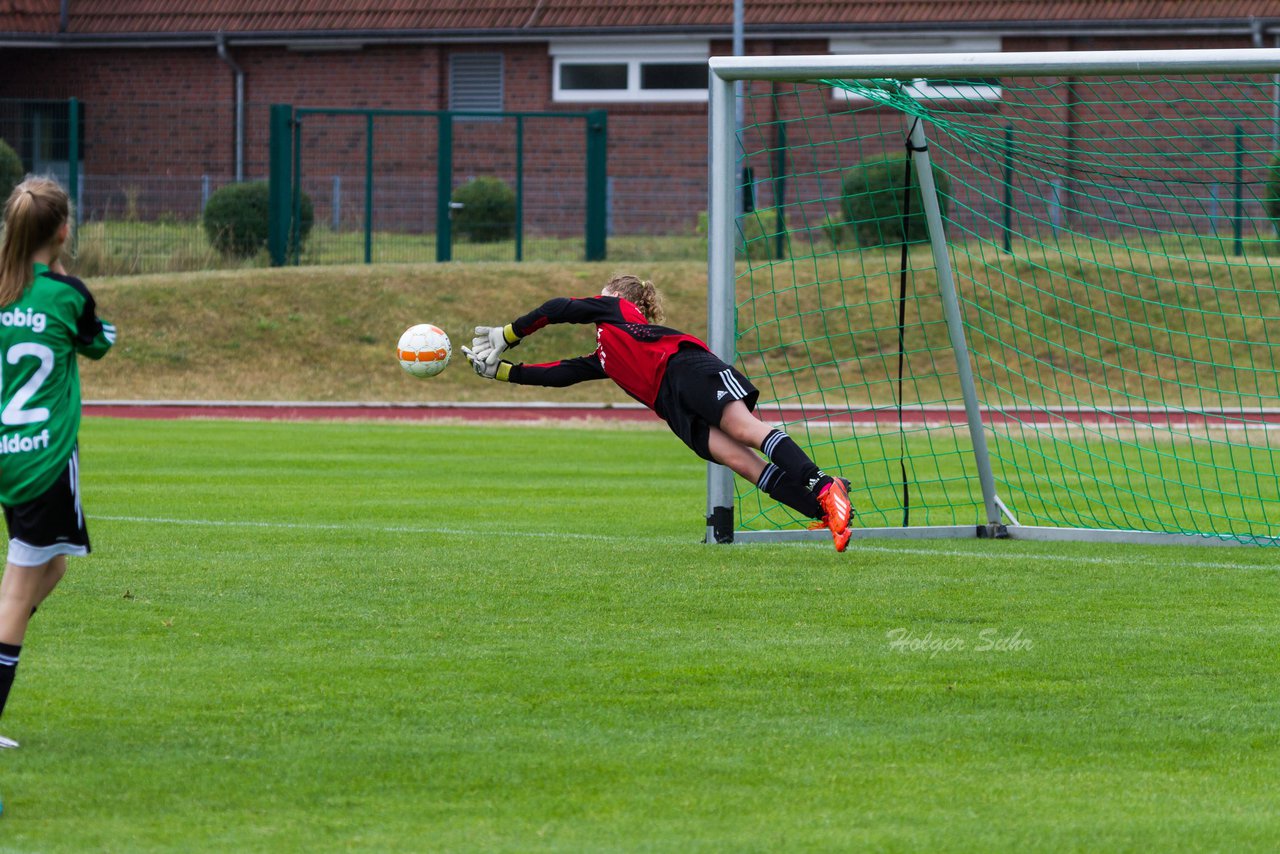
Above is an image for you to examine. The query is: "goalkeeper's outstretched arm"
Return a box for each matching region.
[469,297,628,366]
[510,355,607,387]
[461,350,607,387]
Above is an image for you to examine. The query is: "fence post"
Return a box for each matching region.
[1002,124,1014,253]
[332,175,341,231]
[515,115,524,262]
[66,97,80,256]
[364,113,374,264]
[585,110,608,261]
[267,104,294,267]
[1234,124,1245,258]
[436,113,454,263]
[67,97,79,214]
[772,121,786,260]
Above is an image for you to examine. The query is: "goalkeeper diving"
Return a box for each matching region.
[462,274,853,550]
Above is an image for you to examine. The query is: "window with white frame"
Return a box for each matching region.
[828,36,1003,103]
[550,39,709,103]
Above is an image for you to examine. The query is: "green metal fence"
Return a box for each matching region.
[267,104,608,267]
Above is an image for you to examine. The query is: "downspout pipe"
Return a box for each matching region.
[216,33,245,182]
[1255,18,1280,144]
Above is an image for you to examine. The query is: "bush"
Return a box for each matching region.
[0,140,24,204]
[203,181,313,259]
[821,213,851,249]
[695,209,789,260]
[841,153,950,247]
[740,207,789,260]
[452,177,515,243]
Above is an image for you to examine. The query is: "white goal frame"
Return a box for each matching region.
[705,48,1280,547]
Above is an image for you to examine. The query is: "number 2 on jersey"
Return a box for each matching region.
[1,343,53,426]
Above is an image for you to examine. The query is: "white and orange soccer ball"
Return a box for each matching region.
[397,323,452,378]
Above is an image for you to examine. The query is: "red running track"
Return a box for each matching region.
[82,401,1280,427]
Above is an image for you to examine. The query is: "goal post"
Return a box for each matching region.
[705,49,1280,547]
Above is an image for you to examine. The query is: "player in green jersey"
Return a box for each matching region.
[0,177,115,751]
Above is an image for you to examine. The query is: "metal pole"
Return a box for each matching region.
[773,120,786,259]
[710,48,1280,83]
[332,175,341,231]
[67,97,79,209]
[215,35,245,183]
[1001,124,1013,253]
[290,110,303,265]
[584,111,608,261]
[1233,124,1244,258]
[267,104,292,267]
[733,0,745,217]
[364,113,374,264]
[68,97,79,257]
[706,70,739,543]
[906,117,1004,533]
[515,115,524,262]
[436,113,454,263]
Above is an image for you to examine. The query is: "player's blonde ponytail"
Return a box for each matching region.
[0,177,70,307]
[604,273,664,323]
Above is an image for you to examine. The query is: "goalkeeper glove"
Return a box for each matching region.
[462,346,512,381]
[470,324,521,368]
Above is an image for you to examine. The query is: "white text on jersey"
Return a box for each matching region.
[0,429,50,455]
[0,309,47,334]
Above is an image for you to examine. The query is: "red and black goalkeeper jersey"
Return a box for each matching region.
[505,295,708,409]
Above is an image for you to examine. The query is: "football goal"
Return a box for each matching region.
[705,49,1280,547]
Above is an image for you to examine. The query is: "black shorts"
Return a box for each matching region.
[3,448,90,567]
[654,347,760,462]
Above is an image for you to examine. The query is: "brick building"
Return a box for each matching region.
[0,1,1278,246]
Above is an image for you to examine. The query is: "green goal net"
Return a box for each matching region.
[706,50,1280,547]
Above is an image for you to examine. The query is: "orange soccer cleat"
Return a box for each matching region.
[808,517,852,552]
[832,526,851,552]
[817,478,852,538]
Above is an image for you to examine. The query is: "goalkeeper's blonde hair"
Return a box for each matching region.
[0,177,70,307]
[604,273,664,323]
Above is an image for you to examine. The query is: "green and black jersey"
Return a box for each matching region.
[0,263,115,506]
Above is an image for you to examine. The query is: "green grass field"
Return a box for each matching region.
[1,417,1277,851]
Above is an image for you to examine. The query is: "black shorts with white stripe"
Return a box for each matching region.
[653,346,760,462]
[3,447,90,567]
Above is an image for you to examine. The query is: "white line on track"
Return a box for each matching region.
[94,514,1276,572]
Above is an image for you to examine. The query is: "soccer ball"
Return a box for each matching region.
[397,324,452,378]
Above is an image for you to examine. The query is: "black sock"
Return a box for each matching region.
[0,642,21,719]
[761,429,827,492]
[756,463,823,519]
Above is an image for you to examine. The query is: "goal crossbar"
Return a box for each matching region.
[709,48,1280,82]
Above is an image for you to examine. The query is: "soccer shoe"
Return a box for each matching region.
[0,734,17,749]
[807,517,852,552]
[831,526,851,552]
[817,478,853,537]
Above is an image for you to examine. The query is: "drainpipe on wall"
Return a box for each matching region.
[216,33,245,182]
[59,0,68,33]
[1252,17,1280,145]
